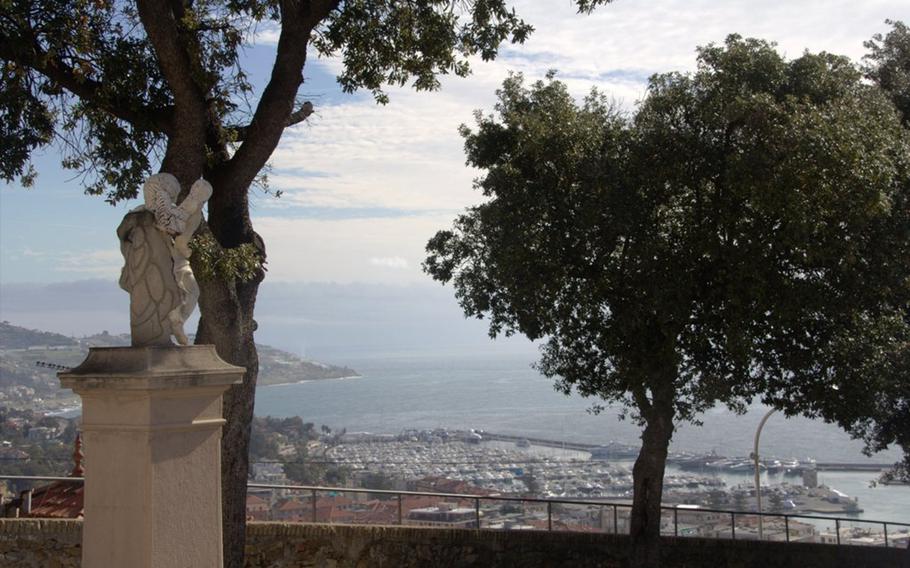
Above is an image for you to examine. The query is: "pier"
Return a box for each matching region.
[480,431,598,452]
[480,431,892,472]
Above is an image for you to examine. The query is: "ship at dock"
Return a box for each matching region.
[589,441,641,460]
[670,452,808,476]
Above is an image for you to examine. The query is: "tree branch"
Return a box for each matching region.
[135,0,205,108]
[0,32,173,133]
[230,101,314,141]
[631,383,653,415]
[135,0,209,185]
[286,100,316,128]
[218,0,339,194]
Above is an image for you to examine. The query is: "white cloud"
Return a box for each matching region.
[56,249,122,277]
[369,256,409,269]
[258,1,903,217]
[5,1,904,289]
[8,246,122,278]
[245,1,904,285]
[263,92,480,212]
[257,214,455,284]
[21,247,46,258]
[507,0,898,76]
[248,22,281,46]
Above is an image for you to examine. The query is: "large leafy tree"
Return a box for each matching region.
[425,36,910,561]
[0,1,610,565]
[862,20,910,479]
[866,20,910,126]
[792,19,910,481]
[759,20,910,487]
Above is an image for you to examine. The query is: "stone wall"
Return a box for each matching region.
[0,519,81,568]
[244,523,909,568]
[0,518,906,568]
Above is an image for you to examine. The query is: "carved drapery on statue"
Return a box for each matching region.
[117,173,213,347]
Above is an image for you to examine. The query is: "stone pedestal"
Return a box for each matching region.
[59,346,244,568]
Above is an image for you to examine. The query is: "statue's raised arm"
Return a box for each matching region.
[117,173,212,347]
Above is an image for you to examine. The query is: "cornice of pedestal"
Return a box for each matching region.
[58,345,244,392]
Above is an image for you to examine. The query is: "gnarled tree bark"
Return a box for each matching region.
[629,384,676,567]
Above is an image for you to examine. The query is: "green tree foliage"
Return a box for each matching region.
[866,20,910,125]
[849,20,910,481]
[732,491,747,512]
[248,422,283,462]
[249,415,317,462]
[0,0,604,197]
[768,492,783,513]
[281,444,323,485]
[0,2,611,565]
[281,445,349,486]
[360,471,397,500]
[424,36,910,551]
[707,490,727,509]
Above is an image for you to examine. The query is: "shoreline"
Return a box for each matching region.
[263,374,363,387]
[43,375,365,415]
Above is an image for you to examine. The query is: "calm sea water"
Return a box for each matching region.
[256,354,900,463]
[254,354,909,523]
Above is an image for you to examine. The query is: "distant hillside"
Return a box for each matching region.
[257,344,358,386]
[80,330,131,347]
[0,322,76,349]
[0,322,359,402]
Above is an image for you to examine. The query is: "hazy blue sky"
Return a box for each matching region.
[1,1,905,357]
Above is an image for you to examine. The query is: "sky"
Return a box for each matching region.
[0,0,906,357]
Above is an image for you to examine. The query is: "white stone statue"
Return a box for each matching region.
[117,173,212,347]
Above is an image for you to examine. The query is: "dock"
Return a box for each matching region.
[480,432,892,472]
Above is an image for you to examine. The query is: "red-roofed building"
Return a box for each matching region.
[410,476,497,497]
[16,478,83,519]
[406,502,479,529]
[4,434,84,519]
[273,498,309,522]
[246,493,270,521]
[351,500,399,525]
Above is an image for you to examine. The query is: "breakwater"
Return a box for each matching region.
[480,431,892,473]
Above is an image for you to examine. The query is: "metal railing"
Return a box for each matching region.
[248,482,910,547]
[1,476,906,547]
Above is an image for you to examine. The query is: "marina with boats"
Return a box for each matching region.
[480,431,892,475]
[297,428,893,519]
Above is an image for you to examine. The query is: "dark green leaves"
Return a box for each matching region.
[0,0,172,200]
[0,63,54,185]
[426,36,910,434]
[312,0,537,104]
[1,0,609,198]
[865,20,910,126]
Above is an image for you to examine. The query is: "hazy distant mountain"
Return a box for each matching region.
[0,280,539,360]
[0,322,358,396]
[256,344,358,385]
[0,321,76,349]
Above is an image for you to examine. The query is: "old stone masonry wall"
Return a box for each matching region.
[0,518,907,568]
[0,519,81,568]
[244,523,908,568]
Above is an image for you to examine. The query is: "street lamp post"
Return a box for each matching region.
[752,407,778,540]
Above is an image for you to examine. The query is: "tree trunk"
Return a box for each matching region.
[188,158,265,568]
[195,270,263,568]
[629,400,675,567]
[138,5,317,567]
[192,173,265,568]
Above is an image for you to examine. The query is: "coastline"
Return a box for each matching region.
[263,374,363,388]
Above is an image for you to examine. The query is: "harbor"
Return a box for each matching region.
[251,354,909,525]
[288,428,907,521]
[480,431,893,475]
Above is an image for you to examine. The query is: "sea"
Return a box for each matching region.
[255,353,910,524]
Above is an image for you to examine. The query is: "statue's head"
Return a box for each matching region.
[143,173,181,209]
